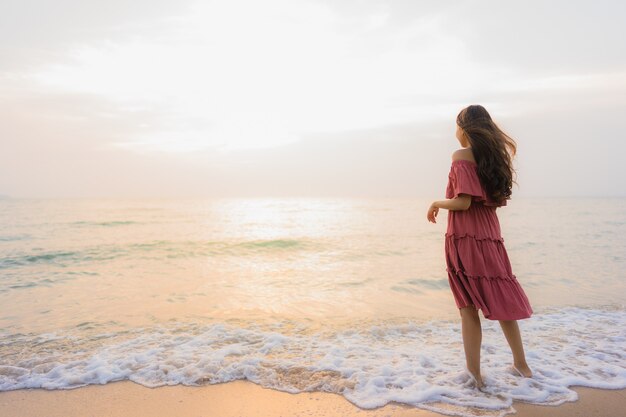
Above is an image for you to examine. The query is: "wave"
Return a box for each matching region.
[71,220,141,227]
[0,234,31,242]
[0,251,79,268]
[0,239,318,270]
[0,306,624,417]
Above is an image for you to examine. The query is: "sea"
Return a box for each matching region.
[1,197,625,417]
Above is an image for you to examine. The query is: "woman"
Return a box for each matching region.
[426,104,533,390]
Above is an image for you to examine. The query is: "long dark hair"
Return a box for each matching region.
[456,105,518,204]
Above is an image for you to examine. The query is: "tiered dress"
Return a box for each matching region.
[445,159,533,320]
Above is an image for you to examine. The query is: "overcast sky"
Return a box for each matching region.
[1,0,624,199]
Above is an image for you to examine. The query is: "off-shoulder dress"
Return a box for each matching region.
[445,159,533,320]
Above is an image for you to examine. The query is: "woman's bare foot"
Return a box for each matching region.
[467,370,486,389]
[512,362,533,378]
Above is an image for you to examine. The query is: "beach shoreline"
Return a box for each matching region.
[1,379,624,417]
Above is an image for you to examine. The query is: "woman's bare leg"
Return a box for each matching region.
[498,319,532,377]
[460,305,484,387]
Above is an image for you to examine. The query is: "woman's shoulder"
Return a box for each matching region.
[451,148,476,165]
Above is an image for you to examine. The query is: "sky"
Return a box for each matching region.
[1,0,625,199]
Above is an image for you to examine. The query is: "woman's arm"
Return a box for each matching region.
[426,195,471,223]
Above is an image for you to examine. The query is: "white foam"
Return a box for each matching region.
[1,306,625,417]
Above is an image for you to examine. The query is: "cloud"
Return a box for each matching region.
[439,0,626,75]
[1,0,624,197]
[0,84,226,198]
[0,0,193,72]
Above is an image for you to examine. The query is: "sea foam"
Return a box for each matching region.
[1,306,625,417]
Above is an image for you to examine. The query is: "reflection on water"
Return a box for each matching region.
[0,197,624,334]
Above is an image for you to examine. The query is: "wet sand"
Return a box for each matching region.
[0,379,624,417]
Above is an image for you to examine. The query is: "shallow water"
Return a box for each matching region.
[1,197,625,416]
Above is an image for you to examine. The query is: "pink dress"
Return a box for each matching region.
[445,159,533,320]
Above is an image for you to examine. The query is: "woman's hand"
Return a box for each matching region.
[427,202,439,223]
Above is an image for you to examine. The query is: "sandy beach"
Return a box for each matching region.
[1,379,624,417]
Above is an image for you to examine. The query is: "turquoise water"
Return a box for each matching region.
[1,197,625,416]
